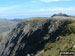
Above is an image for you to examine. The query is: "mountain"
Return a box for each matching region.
[0,16,75,56]
[51,13,75,19]
[51,13,70,17]
[11,19,23,22]
[0,19,17,34]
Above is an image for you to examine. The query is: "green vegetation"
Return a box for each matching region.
[60,19,75,36]
[0,34,3,42]
[38,19,75,56]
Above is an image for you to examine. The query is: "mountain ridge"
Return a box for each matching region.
[0,14,75,56]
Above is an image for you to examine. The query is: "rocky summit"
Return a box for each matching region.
[51,13,70,17]
[0,17,75,56]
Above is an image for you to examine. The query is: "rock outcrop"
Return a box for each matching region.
[51,13,70,17]
[51,13,74,19]
[0,18,68,56]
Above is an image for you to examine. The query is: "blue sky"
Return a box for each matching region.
[0,0,75,19]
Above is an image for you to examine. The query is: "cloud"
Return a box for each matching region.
[28,7,75,16]
[0,7,75,18]
[41,0,71,2]
[31,1,38,3]
[31,7,75,12]
[0,5,18,12]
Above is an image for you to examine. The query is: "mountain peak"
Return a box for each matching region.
[51,13,70,18]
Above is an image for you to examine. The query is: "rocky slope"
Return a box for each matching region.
[0,17,75,56]
[39,19,75,56]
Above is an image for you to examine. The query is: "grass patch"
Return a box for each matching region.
[38,19,75,56]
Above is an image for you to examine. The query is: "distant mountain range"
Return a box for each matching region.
[0,19,18,34]
[11,19,23,22]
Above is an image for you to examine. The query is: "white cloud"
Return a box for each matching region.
[13,7,75,17]
[0,7,75,18]
[29,7,75,16]
[0,5,18,12]
[41,0,71,2]
[31,1,37,3]
[31,7,75,12]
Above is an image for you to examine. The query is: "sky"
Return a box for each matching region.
[0,0,75,19]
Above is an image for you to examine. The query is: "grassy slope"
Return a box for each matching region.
[39,19,75,56]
